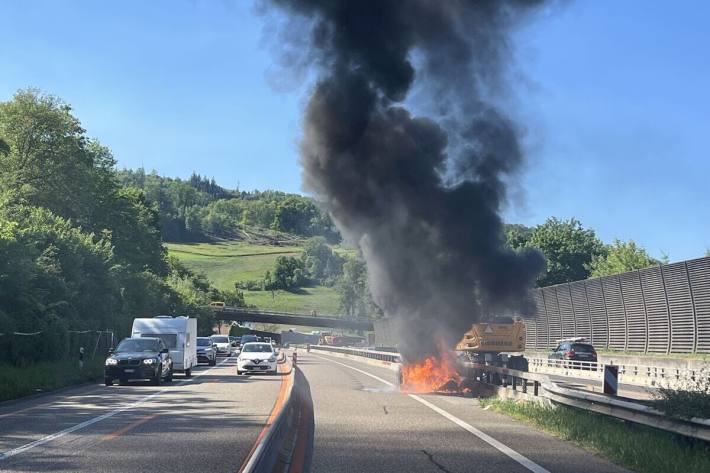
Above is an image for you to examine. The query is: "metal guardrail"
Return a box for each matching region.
[309,345,401,363]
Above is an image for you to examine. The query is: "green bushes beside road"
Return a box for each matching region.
[0,89,241,379]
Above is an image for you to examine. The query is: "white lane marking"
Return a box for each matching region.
[0,358,232,461]
[408,395,551,473]
[312,353,552,473]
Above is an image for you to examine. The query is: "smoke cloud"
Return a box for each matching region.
[266,0,547,363]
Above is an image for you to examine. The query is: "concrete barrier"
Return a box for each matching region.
[239,365,314,473]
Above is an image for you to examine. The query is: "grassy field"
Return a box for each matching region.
[481,398,710,473]
[167,239,346,314]
[0,359,105,402]
[242,287,341,314]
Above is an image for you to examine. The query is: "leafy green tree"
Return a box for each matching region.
[529,217,605,286]
[301,236,344,284]
[336,256,380,319]
[272,196,318,235]
[589,239,660,277]
[264,256,307,290]
[504,223,533,250]
[0,90,97,222]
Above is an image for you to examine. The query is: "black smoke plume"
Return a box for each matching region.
[266,1,547,363]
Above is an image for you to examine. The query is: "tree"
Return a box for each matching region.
[301,236,344,284]
[528,217,605,286]
[265,256,306,290]
[336,256,380,319]
[504,223,533,250]
[272,196,319,236]
[589,239,660,277]
[0,90,97,222]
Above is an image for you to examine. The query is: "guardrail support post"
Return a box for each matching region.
[522,378,528,393]
[533,381,539,396]
[512,376,517,391]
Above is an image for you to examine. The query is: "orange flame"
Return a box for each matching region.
[400,351,461,393]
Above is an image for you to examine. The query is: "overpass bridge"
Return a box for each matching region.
[214,306,374,332]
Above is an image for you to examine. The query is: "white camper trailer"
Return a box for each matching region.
[131,315,198,376]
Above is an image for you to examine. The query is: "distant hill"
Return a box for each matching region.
[116,169,341,244]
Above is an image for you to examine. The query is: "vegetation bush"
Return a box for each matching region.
[654,370,710,419]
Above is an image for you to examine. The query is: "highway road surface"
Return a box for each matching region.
[0,357,286,472]
[1,351,631,473]
[299,351,630,473]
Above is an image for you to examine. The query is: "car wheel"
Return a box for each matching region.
[119,378,128,386]
[105,377,113,386]
[185,368,192,378]
[209,358,216,366]
[165,368,173,383]
[237,369,243,375]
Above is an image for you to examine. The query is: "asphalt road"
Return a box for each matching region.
[0,356,285,473]
[299,351,630,473]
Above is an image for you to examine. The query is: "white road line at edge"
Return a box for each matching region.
[312,353,552,473]
[0,357,233,461]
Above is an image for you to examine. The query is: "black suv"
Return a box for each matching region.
[548,340,598,368]
[105,337,173,386]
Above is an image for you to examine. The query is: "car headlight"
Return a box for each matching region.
[105,358,118,366]
[142,358,156,365]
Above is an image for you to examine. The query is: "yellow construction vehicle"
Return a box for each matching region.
[456,317,528,370]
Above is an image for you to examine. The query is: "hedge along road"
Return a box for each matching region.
[302,351,631,473]
[0,357,287,473]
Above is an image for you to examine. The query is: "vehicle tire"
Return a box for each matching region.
[105,377,113,386]
[209,358,216,366]
[152,367,162,386]
[237,369,243,375]
[185,367,192,378]
[119,378,128,386]
[165,368,173,383]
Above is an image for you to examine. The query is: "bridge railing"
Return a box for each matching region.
[526,356,708,389]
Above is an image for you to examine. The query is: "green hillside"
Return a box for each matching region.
[167,239,351,314]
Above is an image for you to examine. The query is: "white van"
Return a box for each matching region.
[131,315,198,377]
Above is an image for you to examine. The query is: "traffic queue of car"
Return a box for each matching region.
[104,315,281,386]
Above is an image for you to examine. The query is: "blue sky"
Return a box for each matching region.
[1,1,708,261]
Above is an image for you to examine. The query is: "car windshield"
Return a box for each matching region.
[116,339,159,353]
[197,338,211,347]
[211,336,229,343]
[242,343,273,353]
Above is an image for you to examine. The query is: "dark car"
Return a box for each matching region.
[105,337,173,386]
[548,339,598,368]
[229,335,241,347]
[196,336,217,366]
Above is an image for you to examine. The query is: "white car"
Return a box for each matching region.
[237,342,278,375]
[210,335,233,357]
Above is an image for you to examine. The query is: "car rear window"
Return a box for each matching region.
[571,343,595,353]
[211,336,229,343]
[197,338,211,346]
